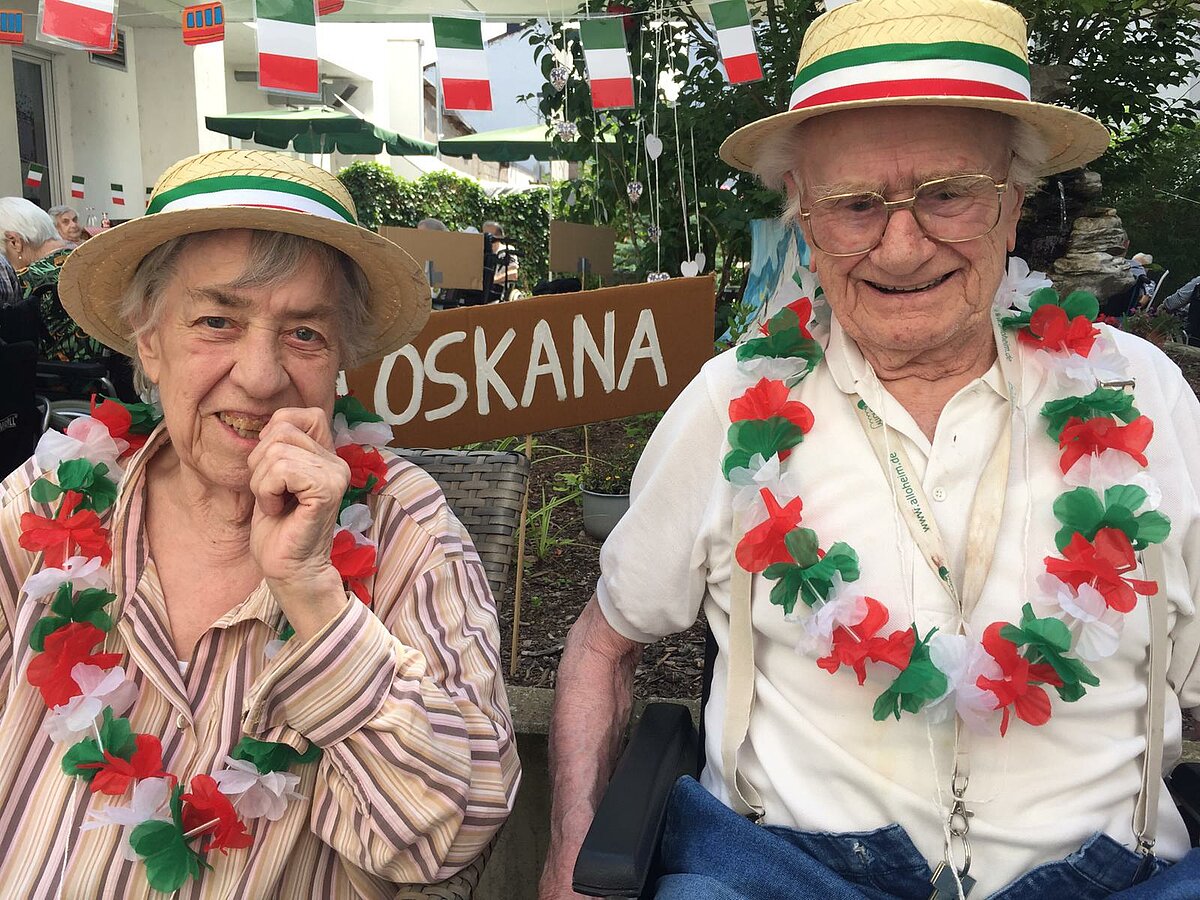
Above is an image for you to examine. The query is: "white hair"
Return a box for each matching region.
[755,111,1050,226]
[47,205,77,219]
[0,197,59,245]
[1132,252,1153,266]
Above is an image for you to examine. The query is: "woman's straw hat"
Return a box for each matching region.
[58,149,429,367]
[719,0,1110,176]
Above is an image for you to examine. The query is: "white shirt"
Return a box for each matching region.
[598,318,1200,895]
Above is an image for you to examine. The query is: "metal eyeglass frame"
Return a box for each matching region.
[797,174,1009,257]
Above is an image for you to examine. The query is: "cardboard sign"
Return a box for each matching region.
[345,275,716,447]
[549,220,615,275]
[379,226,484,290]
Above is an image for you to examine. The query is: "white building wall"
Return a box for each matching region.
[0,46,20,196]
[135,28,201,187]
[194,41,229,155]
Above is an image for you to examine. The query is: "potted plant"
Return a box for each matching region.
[579,441,641,541]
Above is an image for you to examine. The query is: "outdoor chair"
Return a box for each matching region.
[390,446,531,900]
[571,628,1200,899]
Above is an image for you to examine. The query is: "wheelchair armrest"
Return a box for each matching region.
[1168,761,1200,847]
[36,359,110,381]
[572,702,699,898]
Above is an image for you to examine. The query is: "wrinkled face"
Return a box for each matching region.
[136,230,342,491]
[56,210,83,242]
[789,107,1024,358]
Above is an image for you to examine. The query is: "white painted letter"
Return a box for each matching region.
[617,309,668,390]
[474,326,518,416]
[374,346,424,425]
[521,319,567,407]
[423,331,469,421]
[572,311,616,398]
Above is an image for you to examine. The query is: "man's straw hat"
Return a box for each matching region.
[58,149,429,367]
[719,0,1109,176]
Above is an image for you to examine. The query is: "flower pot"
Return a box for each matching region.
[580,489,631,541]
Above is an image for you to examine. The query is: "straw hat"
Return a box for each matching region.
[58,149,429,367]
[719,0,1109,176]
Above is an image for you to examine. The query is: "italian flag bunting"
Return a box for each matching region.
[71,175,86,199]
[38,0,116,50]
[710,0,762,84]
[110,183,125,206]
[24,162,45,189]
[432,17,491,111]
[255,0,320,96]
[580,18,633,109]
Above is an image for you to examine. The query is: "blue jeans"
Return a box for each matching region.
[653,776,1200,899]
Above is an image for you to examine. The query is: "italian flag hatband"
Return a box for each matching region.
[145,173,355,224]
[39,0,115,50]
[24,162,44,189]
[71,175,86,199]
[580,17,634,109]
[110,183,125,206]
[710,0,762,84]
[255,0,319,96]
[432,17,492,111]
[790,40,1030,111]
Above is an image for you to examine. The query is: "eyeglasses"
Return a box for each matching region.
[798,174,1008,257]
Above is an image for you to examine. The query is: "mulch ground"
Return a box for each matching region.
[498,342,1200,707]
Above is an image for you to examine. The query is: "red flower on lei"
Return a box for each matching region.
[25,622,122,707]
[1058,416,1153,475]
[735,490,804,573]
[89,397,146,455]
[1017,305,1099,356]
[729,378,815,434]
[330,530,377,604]
[757,296,814,340]
[337,445,389,490]
[181,774,253,853]
[816,597,915,685]
[19,491,111,569]
[976,623,1062,736]
[1044,528,1157,614]
[79,734,171,795]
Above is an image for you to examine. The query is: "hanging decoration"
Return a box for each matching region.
[255,0,320,97]
[317,0,342,14]
[37,0,117,50]
[554,121,579,140]
[626,180,643,203]
[0,9,24,45]
[643,132,663,160]
[432,16,493,111]
[710,0,763,83]
[71,176,86,200]
[182,2,224,45]
[549,64,570,92]
[24,163,45,190]
[110,184,125,207]
[580,17,634,109]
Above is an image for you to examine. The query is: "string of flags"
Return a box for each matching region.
[0,9,23,45]
[432,16,493,112]
[71,176,85,199]
[24,163,45,190]
[110,183,126,207]
[579,18,635,109]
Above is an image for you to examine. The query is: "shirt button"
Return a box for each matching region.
[175,712,187,729]
[932,487,947,502]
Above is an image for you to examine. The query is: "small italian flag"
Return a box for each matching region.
[111,183,125,206]
[255,0,320,96]
[71,176,86,199]
[24,162,45,189]
[580,18,634,109]
[710,0,762,84]
[39,0,115,50]
[432,17,491,111]
[145,187,153,208]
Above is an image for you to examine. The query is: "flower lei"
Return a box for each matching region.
[18,395,392,891]
[724,262,1171,737]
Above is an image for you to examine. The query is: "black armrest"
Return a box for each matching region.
[1169,761,1200,847]
[36,359,110,381]
[573,702,699,898]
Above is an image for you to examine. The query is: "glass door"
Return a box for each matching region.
[12,51,57,209]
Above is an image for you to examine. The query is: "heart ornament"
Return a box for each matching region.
[645,134,663,160]
[694,251,706,273]
[681,260,699,278]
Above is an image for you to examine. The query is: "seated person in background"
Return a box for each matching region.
[0,149,519,897]
[482,221,520,301]
[48,204,88,247]
[0,197,105,361]
[416,216,448,231]
[540,1,1200,897]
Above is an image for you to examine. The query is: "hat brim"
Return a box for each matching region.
[58,206,430,369]
[719,96,1110,178]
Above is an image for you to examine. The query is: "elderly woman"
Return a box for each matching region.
[541,1,1200,898]
[0,196,106,360]
[0,150,519,897]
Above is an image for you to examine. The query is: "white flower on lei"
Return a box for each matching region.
[925,633,1003,734]
[332,414,392,449]
[43,664,138,744]
[995,257,1052,312]
[337,503,374,544]
[81,777,173,860]
[1062,450,1162,512]
[734,355,815,390]
[726,454,804,526]
[1036,575,1123,662]
[793,575,866,654]
[211,756,303,821]
[1036,329,1131,393]
[21,555,112,601]
[34,416,127,480]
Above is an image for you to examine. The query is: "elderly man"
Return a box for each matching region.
[48,204,87,246]
[540,1,1200,897]
[0,150,519,897]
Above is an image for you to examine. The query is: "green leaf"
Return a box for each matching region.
[783,527,820,568]
[95,707,137,760]
[763,564,805,614]
[129,819,204,893]
[30,478,62,504]
[1104,484,1148,512]
[1040,388,1140,441]
[722,418,804,479]
[61,737,106,781]
[29,615,68,652]
[231,736,323,774]
[1052,488,1105,551]
[872,628,946,721]
[333,394,384,427]
[1131,511,1171,549]
[120,400,163,435]
[1028,286,1061,312]
[29,587,117,648]
[1061,290,1100,322]
[55,458,118,513]
[1003,604,1099,701]
[798,542,860,600]
[50,582,74,617]
[736,329,824,368]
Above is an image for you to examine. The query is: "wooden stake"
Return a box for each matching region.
[509,433,534,677]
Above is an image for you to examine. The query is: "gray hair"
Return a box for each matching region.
[47,205,77,220]
[756,112,1049,226]
[416,217,448,231]
[0,197,59,245]
[482,220,504,237]
[119,229,372,379]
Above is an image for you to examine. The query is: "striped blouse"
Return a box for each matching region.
[0,429,520,898]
